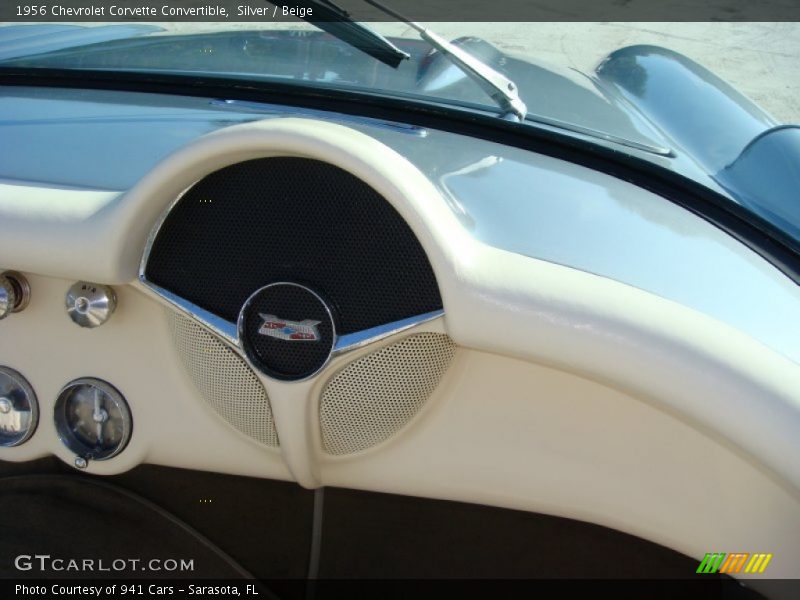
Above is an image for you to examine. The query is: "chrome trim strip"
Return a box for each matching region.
[525,111,674,157]
[138,181,243,344]
[144,270,445,365]
[138,182,195,278]
[144,281,239,346]
[333,309,445,354]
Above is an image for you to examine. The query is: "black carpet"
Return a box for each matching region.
[0,474,251,579]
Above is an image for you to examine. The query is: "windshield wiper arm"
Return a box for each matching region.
[267,0,409,68]
[364,0,527,121]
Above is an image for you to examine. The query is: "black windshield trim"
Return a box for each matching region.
[0,66,797,285]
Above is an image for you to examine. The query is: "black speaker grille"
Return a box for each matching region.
[145,158,442,334]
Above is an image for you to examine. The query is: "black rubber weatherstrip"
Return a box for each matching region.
[0,67,798,286]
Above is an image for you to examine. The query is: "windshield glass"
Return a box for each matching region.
[0,22,780,145]
[1,21,798,246]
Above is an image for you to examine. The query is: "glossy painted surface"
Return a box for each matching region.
[597,46,800,246]
[0,24,162,61]
[0,87,257,190]
[3,27,796,216]
[0,85,717,191]
[0,86,798,366]
[436,142,800,365]
[597,45,777,174]
[32,27,799,249]
[717,126,800,243]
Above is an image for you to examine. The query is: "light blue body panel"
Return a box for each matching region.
[1,85,798,365]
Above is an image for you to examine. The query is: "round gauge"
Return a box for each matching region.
[0,366,38,447]
[54,378,132,461]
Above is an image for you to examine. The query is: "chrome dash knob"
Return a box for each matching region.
[66,282,117,328]
[0,271,30,320]
[0,277,16,320]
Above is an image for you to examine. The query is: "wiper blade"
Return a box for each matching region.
[267,0,409,68]
[364,0,527,121]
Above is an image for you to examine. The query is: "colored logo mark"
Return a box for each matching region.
[258,313,321,341]
[696,552,773,574]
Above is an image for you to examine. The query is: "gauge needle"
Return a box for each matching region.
[93,388,104,446]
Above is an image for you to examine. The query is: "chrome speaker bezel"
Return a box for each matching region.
[237,282,338,382]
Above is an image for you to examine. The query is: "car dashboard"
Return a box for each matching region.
[0,84,799,592]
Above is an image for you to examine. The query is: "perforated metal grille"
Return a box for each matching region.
[169,310,279,447]
[320,333,456,456]
[145,157,442,334]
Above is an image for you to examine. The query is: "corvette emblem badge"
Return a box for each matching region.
[258,313,321,341]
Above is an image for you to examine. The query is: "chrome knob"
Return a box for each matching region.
[66,282,117,328]
[0,271,30,320]
[0,277,16,320]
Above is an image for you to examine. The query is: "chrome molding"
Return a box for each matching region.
[138,180,241,345]
[138,183,195,277]
[333,309,445,355]
[525,111,674,157]
[144,281,239,345]
[144,276,445,370]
